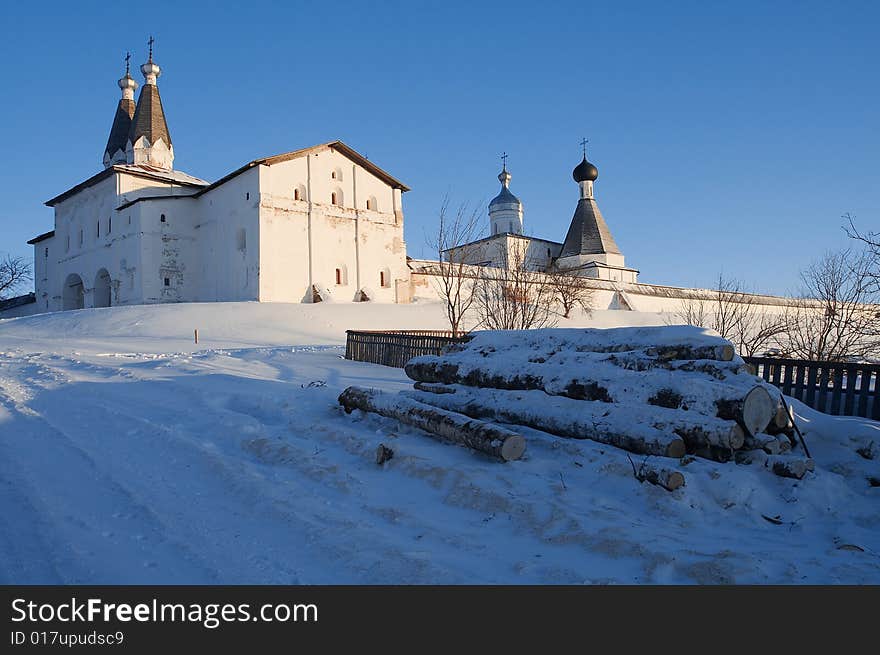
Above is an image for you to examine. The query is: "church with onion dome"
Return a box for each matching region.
[26,40,412,312]
[443,146,638,284]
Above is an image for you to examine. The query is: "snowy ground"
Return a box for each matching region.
[0,302,878,584]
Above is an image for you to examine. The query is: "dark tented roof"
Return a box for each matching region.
[104,98,135,159]
[127,83,171,147]
[559,198,621,257]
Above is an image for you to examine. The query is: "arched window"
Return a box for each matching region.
[331,192,337,205]
[331,168,343,181]
[160,214,166,223]
[294,184,307,201]
[294,188,300,201]
[331,189,343,207]
[335,265,348,286]
[380,268,391,288]
[366,196,378,211]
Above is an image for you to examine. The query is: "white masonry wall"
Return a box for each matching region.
[257,148,409,303]
[194,168,261,302]
[43,174,143,311]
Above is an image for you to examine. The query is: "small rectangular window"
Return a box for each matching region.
[164,277,170,287]
[97,221,100,238]
[44,248,48,258]
[108,217,112,234]
[79,229,83,246]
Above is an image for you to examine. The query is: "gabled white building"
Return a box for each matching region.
[29,48,411,312]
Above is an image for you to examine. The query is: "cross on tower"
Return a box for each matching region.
[580,137,589,157]
[501,151,508,169]
[148,36,155,62]
[124,51,131,75]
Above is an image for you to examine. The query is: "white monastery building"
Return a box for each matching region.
[28,46,411,312]
[16,45,803,321]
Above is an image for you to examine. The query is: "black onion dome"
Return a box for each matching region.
[573,156,598,182]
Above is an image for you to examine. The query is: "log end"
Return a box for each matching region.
[501,436,527,462]
[666,439,688,459]
[663,471,686,491]
[729,424,746,450]
[718,344,736,361]
[742,386,776,436]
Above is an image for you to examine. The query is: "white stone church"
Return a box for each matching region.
[28,47,411,312]
[443,151,639,284]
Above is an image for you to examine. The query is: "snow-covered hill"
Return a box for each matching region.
[0,302,877,583]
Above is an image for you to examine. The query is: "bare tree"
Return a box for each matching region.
[426,196,483,337]
[668,273,786,357]
[782,249,879,362]
[546,264,595,319]
[844,212,879,292]
[0,254,31,301]
[475,241,557,330]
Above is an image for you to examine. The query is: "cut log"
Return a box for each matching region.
[633,461,686,492]
[375,443,394,465]
[714,386,776,435]
[597,352,748,378]
[406,384,743,453]
[767,455,815,480]
[400,386,731,459]
[446,326,737,363]
[338,386,526,462]
[405,358,775,435]
[765,403,794,435]
[584,343,735,362]
[413,381,456,394]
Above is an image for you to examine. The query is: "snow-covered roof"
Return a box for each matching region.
[45,164,208,207]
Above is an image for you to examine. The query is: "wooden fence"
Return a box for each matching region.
[344,331,879,420]
[345,330,470,368]
[744,357,879,420]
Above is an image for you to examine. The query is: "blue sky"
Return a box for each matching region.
[1,0,876,295]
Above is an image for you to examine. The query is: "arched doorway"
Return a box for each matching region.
[94,269,111,308]
[62,273,84,310]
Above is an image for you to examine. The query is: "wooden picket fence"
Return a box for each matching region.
[343,331,879,420]
[345,330,470,369]
[744,357,880,420]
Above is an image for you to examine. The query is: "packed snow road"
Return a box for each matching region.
[0,304,878,584]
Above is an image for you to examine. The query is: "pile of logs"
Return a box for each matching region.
[338,326,814,487]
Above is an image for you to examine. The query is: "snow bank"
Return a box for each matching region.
[0,301,669,354]
[0,302,877,584]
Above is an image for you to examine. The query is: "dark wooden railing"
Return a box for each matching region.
[344,331,879,420]
[345,330,470,368]
[744,357,879,420]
